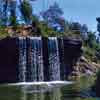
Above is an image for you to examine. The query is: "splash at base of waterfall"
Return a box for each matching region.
[7,81,74,86]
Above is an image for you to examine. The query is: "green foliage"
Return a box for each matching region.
[0,0,17,26]
[20,0,32,24]
[87,32,96,48]
[83,46,95,61]
[9,16,17,26]
[96,70,100,79]
[37,21,58,37]
[9,0,16,26]
[80,30,100,62]
[0,26,9,38]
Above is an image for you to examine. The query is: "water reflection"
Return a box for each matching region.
[19,84,86,100]
[0,76,97,100]
[20,85,62,100]
[20,86,27,100]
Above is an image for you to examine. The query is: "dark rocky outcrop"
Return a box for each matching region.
[42,37,50,81]
[0,37,19,83]
[63,38,82,77]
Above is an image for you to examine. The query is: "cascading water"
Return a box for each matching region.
[18,37,27,82]
[48,37,60,81]
[18,37,65,82]
[26,37,44,82]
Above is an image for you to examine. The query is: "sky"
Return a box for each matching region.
[31,0,100,32]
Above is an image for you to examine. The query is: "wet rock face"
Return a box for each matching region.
[0,37,82,83]
[0,37,19,83]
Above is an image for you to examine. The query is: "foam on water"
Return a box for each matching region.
[7,81,74,86]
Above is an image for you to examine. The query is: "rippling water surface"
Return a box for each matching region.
[0,76,99,100]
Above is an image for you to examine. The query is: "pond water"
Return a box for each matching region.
[0,76,99,100]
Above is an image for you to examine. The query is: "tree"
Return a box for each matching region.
[69,22,82,37]
[80,24,88,40]
[87,32,97,48]
[2,0,9,26]
[0,0,37,25]
[96,17,100,41]
[9,0,17,26]
[19,0,33,24]
[41,2,65,32]
[0,0,4,25]
[0,0,17,26]
[69,22,81,31]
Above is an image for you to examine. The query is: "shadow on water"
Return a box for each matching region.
[0,76,99,100]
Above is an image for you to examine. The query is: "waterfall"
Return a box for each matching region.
[18,37,44,82]
[26,37,44,82]
[48,37,60,81]
[18,37,27,82]
[18,37,62,82]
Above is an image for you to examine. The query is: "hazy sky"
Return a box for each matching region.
[32,0,100,32]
